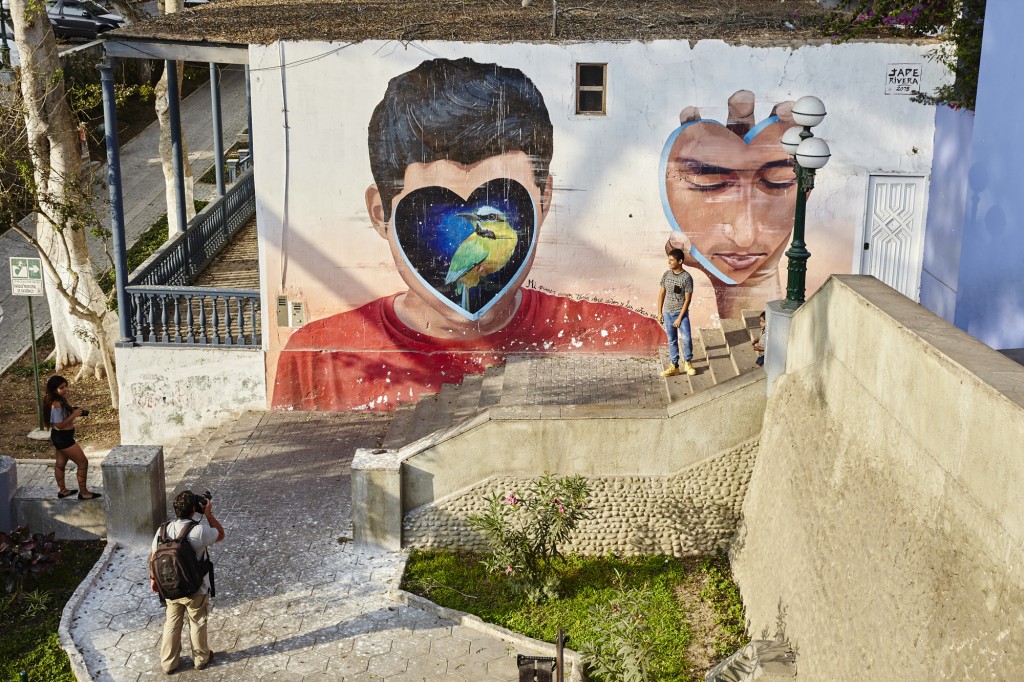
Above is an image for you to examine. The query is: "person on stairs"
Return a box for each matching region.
[658,249,698,377]
[44,375,101,500]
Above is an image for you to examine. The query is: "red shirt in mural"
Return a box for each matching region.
[272,288,663,411]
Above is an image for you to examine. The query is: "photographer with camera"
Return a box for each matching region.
[150,490,225,674]
[43,375,101,500]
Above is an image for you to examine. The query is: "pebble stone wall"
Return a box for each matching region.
[403,439,758,556]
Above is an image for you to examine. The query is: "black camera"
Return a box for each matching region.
[79,408,90,417]
[196,490,213,513]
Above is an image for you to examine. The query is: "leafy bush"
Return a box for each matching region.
[0,527,62,595]
[468,473,591,603]
[578,568,655,682]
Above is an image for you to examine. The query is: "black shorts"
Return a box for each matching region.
[51,428,76,451]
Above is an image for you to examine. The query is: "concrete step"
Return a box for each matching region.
[432,382,460,434]
[663,334,714,402]
[381,403,418,450]
[699,326,737,385]
[741,308,763,337]
[497,356,531,406]
[452,373,485,422]
[478,364,506,410]
[720,318,761,375]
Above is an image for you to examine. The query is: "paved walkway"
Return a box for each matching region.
[0,65,250,375]
[69,411,547,681]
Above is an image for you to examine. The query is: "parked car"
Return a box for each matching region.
[183,0,209,7]
[46,0,124,40]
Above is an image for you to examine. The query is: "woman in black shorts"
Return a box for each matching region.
[43,375,101,500]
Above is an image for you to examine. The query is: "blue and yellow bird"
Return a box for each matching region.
[445,206,519,310]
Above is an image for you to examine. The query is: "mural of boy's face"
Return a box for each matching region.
[664,121,797,285]
[366,151,552,327]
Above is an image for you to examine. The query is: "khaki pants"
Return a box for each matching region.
[160,592,211,672]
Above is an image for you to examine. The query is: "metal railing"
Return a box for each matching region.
[125,166,259,347]
[126,286,261,347]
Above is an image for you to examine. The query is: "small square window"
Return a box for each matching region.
[576,63,606,115]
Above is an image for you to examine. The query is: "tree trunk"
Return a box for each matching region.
[9,0,119,404]
[155,0,195,237]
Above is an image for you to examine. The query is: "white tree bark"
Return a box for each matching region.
[8,0,120,404]
[155,0,195,237]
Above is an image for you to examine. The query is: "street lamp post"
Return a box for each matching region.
[779,95,831,309]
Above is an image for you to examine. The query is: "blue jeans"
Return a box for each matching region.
[662,310,693,367]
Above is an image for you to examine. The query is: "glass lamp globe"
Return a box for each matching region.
[792,95,826,127]
[795,137,831,170]
[780,126,803,156]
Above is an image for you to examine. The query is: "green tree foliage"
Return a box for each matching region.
[822,0,986,110]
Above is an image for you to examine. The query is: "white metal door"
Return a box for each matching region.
[861,175,927,300]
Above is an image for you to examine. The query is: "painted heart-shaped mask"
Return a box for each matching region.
[658,116,787,285]
[391,178,537,320]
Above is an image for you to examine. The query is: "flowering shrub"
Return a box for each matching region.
[820,0,986,110]
[468,473,591,603]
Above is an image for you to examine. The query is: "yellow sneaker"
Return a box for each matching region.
[683,361,697,376]
[660,364,680,377]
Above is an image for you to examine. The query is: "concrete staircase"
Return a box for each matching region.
[380,310,764,449]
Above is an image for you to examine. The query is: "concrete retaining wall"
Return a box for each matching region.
[116,346,266,444]
[399,372,766,554]
[405,438,758,557]
[731,275,1024,680]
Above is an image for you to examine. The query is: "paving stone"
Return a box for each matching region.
[326,652,372,675]
[367,650,410,677]
[405,653,448,677]
[388,632,430,658]
[285,650,329,675]
[487,653,523,678]
[446,653,492,679]
[386,673,428,682]
[429,635,472,659]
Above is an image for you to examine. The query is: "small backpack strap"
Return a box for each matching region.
[159,522,170,543]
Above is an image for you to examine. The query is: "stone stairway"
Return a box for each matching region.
[380,309,765,449]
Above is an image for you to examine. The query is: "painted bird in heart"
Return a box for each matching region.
[445,206,519,311]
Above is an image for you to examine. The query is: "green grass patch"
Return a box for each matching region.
[402,551,747,681]
[0,539,105,682]
[98,199,209,295]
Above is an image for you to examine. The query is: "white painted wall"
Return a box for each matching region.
[116,346,266,444]
[246,38,944,383]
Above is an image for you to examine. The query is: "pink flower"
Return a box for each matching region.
[505,493,520,506]
[505,566,515,575]
[557,505,566,515]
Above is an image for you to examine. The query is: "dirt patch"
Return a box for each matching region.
[112,0,900,47]
[0,331,120,460]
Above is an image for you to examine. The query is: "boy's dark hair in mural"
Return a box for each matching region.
[661,90,799,322]
[368,57,554,221]
[274,57,663,412]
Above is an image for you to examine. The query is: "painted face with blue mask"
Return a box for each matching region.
[367,151,551,334]
[661,93,799,299]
